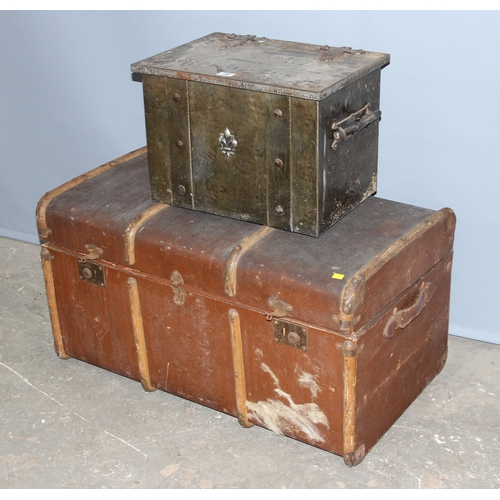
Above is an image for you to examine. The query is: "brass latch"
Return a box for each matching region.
[78,260,105,287]
[77,244,105,287]
[265,297,294,321]
[171,270,186,306]
[82,244,104,260]
[78,244,106,287]
[273,319,308,351]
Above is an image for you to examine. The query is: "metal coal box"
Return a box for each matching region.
[131,33,390,237]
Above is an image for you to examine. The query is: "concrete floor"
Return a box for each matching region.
[0,235,499,489]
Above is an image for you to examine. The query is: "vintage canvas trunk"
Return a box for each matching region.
[36,149,455,466]
[131,33,390,237]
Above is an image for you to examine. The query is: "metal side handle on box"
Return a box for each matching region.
[331,103,381,150]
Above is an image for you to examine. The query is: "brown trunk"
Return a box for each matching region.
[37,149,456,466]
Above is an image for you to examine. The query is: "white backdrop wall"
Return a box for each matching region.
[0,10,499,344]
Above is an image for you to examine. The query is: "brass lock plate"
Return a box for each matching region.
[78,260,105,287]
[274,319,308,351]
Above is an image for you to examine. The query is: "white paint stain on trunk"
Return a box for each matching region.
[247,363,329,444]
[297,370,321,398]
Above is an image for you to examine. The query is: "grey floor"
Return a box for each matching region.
[1,235,499,489]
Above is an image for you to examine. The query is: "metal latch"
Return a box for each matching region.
[274,319,308,351]
[78,260,105,287]
[331,103,381,150]
[82,243,104,260]
[171,270,186,306]
[265,297,294,320]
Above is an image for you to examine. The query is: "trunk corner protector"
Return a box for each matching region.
[339,274,365,331]
[336,339,361,357]
[344,444,366,467]
[440,207,456,232]
[224,226,274,297]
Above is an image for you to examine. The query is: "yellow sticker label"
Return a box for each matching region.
[332,272,345,280]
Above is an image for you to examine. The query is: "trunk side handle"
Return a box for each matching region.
[383,281,436,339]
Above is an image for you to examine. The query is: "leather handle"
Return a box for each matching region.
[383,281,436,339]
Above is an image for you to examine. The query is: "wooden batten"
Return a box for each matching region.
[127,277,155,392]
[228,309,252,428]
[40,246,70,360]
[124,203,169,265]
[224,226,274,297]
